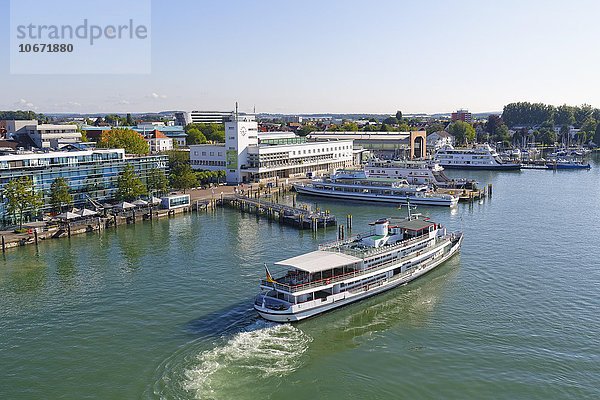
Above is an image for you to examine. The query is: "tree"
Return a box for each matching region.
[593,123,600,146]
[395,110,403,121]
[341,122,359,131]
[49,177,72,212]
[448,121,476,145]
[186,128,207,145]
[574,104,593,128]
[297,124,316,137]
[184,123,225,143]
[383,117,399,125]
[537,127,557,145]
[555,105,575,126]
[146,168,169,196]
[170,165,198,193]
[502,102,555,128]
[3,177,43,229]
[115,165,146,201]
[126,113,134,126]
[493,123,510,145]
[167,150,198,191]
[426,123,446,135]
[97,128,149,155]
[579,118,597,144]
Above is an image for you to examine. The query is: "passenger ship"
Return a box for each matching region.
[434,144,521,170]
[254,207,463,322]
[365,158,477,189]
[293,171,459,207]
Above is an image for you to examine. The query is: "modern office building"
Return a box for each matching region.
[451,109,473,123]
[0,120,81,149]
[190,113,353,183]
[308,131,427,159]
[174,111,232,126]
[0,149,168,225]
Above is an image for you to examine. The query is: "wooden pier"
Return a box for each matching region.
[437,187,488,202]
[221,195,336,230]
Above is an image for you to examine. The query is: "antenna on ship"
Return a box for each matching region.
[399,197,418,220]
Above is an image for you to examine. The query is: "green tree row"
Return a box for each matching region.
[502,102,600,130]
[96,128,150,155]
[185,123,226,145]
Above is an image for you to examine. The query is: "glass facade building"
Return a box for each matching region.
[0,149,168,225]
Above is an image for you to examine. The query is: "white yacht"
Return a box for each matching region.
[434,144,521,170]
[365,158,477,189]
[294,171,459,207]
[254,207,463,322]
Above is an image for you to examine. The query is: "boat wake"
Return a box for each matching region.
[184,321,311,399]
[148,319,312,400]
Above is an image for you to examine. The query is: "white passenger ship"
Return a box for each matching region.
[434,144,521,170]
[254,207,463,322]
[365,158,477,189]
[294,171,459,207]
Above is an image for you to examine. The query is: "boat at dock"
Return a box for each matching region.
[365,158,477,189]
[254,206,463,322]
[293,171,459,207]
[546,159,591,170]
[434,144,521,170]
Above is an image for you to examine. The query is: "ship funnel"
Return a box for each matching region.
[374,220,389,236]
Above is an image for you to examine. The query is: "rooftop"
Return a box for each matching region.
[388,217,434,231]
[275,250,362,274]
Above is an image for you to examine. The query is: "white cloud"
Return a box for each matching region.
[14,98,37,109]
[151,92,167,99]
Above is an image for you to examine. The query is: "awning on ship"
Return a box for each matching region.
[275,251,361,274]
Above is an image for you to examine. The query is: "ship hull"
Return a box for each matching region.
[440,163,521,170]
[255,235,462,322]
[294,185,458,207]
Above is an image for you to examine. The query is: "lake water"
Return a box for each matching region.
[1,155,600,399]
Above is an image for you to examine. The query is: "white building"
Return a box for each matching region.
[190,113,353,184]
[174,111,232,126]
[1,120,81,148]
[146,130,173,153]
[427,131,454,150]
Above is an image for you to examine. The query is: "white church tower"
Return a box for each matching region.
[225,104,258,184]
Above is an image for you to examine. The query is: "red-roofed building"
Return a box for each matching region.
[147,129,173,153]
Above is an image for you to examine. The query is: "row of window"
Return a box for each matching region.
[193,151,224,157]
[290,145,351,156]
[191,159,226,166]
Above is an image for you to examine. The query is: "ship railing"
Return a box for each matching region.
[261,237,447,294]
[318,230,375,250]
[324,233,433,259]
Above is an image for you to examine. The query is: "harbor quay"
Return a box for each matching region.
[0,179,317,252]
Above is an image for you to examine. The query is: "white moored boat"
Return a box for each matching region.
[293,170,459,207]
[365,158,477,189]
[254,207,463,322]
[434,144,521,170]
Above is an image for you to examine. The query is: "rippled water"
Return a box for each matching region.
[1,155,600,399]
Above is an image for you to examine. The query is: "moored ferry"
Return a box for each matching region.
[293,171,459,207]
[434,144,521,170]
[365,158,477,189]
[254,207,463,322]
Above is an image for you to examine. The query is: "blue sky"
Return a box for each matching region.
[1,0,600,114]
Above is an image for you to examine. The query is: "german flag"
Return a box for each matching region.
[264,263,276,283]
